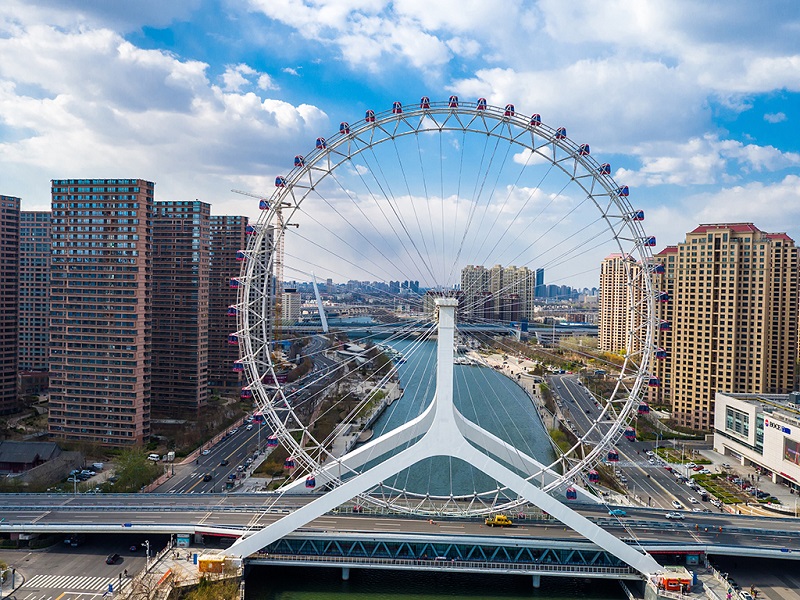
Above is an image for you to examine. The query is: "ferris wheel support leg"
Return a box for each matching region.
[454,411,600,504]
[226,437,431,559]
[449,441,661,578]
[280,401,435,492]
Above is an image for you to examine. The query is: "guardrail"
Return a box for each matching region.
[249,552,640,578]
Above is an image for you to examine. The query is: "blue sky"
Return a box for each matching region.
[1,0,799,285]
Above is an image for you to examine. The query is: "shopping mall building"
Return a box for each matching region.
[713,391,800,494]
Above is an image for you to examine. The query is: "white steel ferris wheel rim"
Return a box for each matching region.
[237,98,657,514]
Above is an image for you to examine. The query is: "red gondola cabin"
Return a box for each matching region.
[476,97,487,110]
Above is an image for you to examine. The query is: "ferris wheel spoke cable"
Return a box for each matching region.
[325,167,427,283]
[467,142,547,270]
[458,130,520,269]
[343,139,433,284]
[388,136,438,284]
[358,141,438,285]
[450,131,502,277]
[412,132,441,281]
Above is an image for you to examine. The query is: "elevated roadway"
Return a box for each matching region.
[0,494,797,564]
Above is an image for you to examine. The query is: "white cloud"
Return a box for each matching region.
[0,20,328,208]
[282,67,301,76]
[221,64,256,92]
[648,175,800,250]
[615,135,800,186]
[764,111,787,123]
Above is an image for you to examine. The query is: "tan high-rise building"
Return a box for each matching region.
[668,224,798,430]
[49,179,153,446]
[649,246,677,406]
[459,264,536,322]
[598,254,644,355]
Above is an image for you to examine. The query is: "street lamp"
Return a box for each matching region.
[142,539,150,570]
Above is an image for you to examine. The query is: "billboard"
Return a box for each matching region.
[784,438,800,466]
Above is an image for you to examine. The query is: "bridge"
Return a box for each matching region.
[0,493,797,582]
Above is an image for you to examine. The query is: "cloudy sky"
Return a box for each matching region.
[2,0,799,285]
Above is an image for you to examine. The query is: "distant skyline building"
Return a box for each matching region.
[208,214,248,392]
[0,195,21,414]
[18,211,51,373]
[152,200,210,415]
[48,179,154,446]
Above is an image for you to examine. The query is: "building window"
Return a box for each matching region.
[725,407,749,438]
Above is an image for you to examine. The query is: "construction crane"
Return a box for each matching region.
[232,189,297,342]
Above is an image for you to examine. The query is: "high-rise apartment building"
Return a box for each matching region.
[152,201,210,415]
[282,288,301,322]
[0,196,21,414]
[649,246,677,406]
[208,215,248,392]
[668,224,798,430]
[598,254,644,355]
[19,211,51,373]
[49,179,154,446]
[460,264,535,322]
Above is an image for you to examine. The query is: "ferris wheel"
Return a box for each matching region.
[234,97,659,519]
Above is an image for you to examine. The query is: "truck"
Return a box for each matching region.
[163,451,175,462]
[484,514,513,527]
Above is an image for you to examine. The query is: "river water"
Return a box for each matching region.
[245,566,625,599]
[365,338,556,496]
[245,340,618,599]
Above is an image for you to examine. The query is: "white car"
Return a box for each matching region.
[646,450,654,457]
[201,449,210,455]
[665,512,684,520]
[688,497,698,504]
[686,462,697,469]
[672,500,683,509]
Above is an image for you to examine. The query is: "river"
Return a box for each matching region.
[364,338,556,496]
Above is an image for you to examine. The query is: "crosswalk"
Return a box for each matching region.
[23,573,119,591]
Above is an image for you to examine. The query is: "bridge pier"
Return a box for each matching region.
[342,567,350,581]
[532,574,541,588]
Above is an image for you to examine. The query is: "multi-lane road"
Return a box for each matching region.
[548,374,720,511]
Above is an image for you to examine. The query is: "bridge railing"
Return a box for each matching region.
[250,552,638,577]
